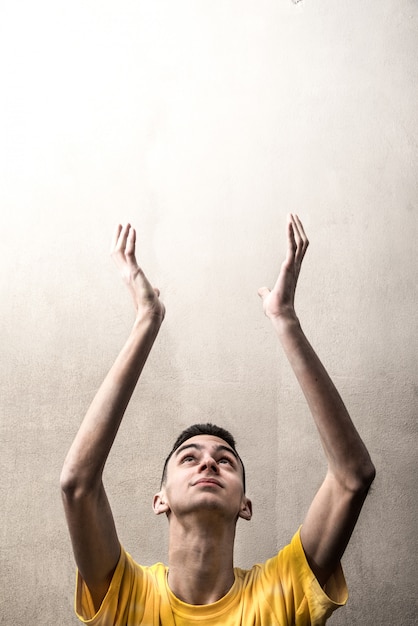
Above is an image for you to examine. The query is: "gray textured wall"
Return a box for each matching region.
[1,1,417,624]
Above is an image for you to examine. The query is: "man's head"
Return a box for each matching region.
[160,423,246,491]
[154,423,251,523]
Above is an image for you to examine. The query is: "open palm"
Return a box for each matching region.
[258,214,309,321]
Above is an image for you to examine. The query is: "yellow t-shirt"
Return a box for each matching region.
[75,529,347,625]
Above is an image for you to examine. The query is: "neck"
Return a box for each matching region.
[167,515,236,605]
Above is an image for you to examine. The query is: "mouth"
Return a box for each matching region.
[194,478,223,487]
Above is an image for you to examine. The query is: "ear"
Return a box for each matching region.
[153,491,170,516]
[239,496,252,521]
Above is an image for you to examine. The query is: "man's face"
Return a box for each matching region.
[155,434,252,523]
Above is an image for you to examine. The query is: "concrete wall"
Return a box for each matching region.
[1,1,417,624]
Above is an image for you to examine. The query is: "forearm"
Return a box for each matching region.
[273,314,375,491]
[61,315,162,494]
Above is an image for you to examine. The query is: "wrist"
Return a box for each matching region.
[132,311,164,334]
[270,312,301,336]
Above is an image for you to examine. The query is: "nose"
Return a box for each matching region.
[199,453,219,474]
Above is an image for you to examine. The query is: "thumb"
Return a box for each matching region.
[258,286,270,300]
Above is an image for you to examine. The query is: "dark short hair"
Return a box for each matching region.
[160,423,246,491]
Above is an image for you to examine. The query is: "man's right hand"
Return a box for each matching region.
[111,223,165,323]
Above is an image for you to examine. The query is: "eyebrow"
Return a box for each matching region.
[174,443,239,460]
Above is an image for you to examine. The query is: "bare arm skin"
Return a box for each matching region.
[60,224,165,611]
[258,215,375,587]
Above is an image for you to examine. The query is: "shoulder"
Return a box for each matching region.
[234,529,305,582]
[76,546,167,624]
[235,529,348,625]
[117,550,168,593]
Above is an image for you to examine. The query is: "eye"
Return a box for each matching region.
[219,457,233,465]
[181,455,196,463]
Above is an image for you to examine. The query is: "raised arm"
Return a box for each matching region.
[60,224,165,611]
[258,215,375,587]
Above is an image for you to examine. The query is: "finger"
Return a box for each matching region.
[125,227,140,272]
[290,214,309,263]
[125,227,136,257]
[110,224,122,254]
[294,214,309,263]
[258,286,271,299]
[118,223,131,255]
[284,216,297,266]
[294,214,309,249]
[289,214,302,245]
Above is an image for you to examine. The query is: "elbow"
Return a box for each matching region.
[365,460,376,488]
[60,455,80,494]
[60,462,100,499]
[359,464,376,493]
[60,465,81,498]
[60,470,75,496]
[347,460,376,494]
[333,452,376,494]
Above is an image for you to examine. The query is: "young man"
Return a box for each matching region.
[61,215,375,625]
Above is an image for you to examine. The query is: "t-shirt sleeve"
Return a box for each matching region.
[75,546,149,625]
[261,527,348,626]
